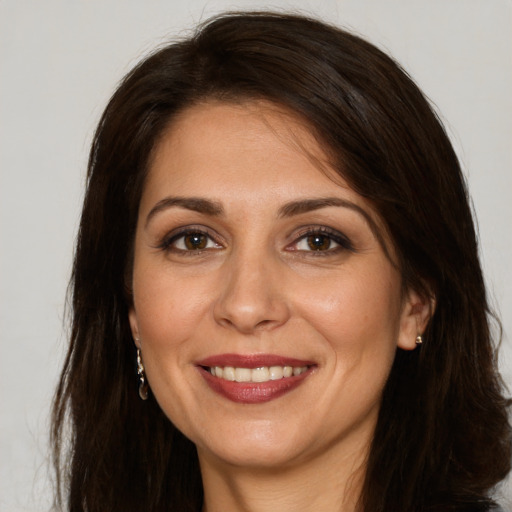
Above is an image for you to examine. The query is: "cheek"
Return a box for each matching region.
[131,269,210,420]
[133,264,212,344]
[295,267,402,349]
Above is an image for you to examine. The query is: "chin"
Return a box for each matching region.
[196,428,309,469]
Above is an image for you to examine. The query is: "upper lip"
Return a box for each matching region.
[196,353,315,369]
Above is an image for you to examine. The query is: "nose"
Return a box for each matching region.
[213,249,291,334]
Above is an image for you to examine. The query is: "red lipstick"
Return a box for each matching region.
[196,353,315,404]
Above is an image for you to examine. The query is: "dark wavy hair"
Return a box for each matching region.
[51,11,511,512]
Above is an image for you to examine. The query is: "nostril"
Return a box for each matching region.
[255,319,274,329]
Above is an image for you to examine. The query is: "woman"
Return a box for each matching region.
[51,12,511,512]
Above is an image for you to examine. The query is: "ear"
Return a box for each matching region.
[397,289,434,351]
[128,308,141,348]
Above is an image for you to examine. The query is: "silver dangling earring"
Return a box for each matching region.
[136,347,149,400]
[415,334,423,345]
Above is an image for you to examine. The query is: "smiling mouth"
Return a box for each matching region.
[204,365,309,383]
[196,355,315,404]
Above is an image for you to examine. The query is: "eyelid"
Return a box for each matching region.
[286,226,355,253]
[156,225,224,252]
[154,224,354,255]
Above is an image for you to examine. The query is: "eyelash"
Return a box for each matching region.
[289,226,355,255]
[157,226,354,255]
[157,227,221,254]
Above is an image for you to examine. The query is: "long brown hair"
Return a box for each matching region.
[52,12,511,512]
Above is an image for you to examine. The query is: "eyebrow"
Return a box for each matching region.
[145,197,224,228]
[145,195,377,236]
[278,197,386,251]
[278,197,369,220]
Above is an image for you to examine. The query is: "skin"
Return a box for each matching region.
[129,100,430,512]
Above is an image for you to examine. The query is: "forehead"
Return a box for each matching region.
[146,100,347,196]
[140,99,395,261]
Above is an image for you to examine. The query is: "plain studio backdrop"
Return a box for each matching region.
[1,1,511,510]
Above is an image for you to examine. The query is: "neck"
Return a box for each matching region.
[198,436,368,512]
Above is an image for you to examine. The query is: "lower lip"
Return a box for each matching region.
[198,367,313,404]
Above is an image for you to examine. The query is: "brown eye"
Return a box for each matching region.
[306,234,332,251]
[184,233,208,250]
[164,229,222,253]
[291,228,353,254]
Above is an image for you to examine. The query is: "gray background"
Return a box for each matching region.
[1,1,510,510]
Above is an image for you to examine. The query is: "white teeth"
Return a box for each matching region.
[269,366,283,380]
[223,366,235,381]
[209,365,308,383]
[235,368,252,382]
[251,367,270,382]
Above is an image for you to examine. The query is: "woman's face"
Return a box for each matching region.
[129,101,421,471]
